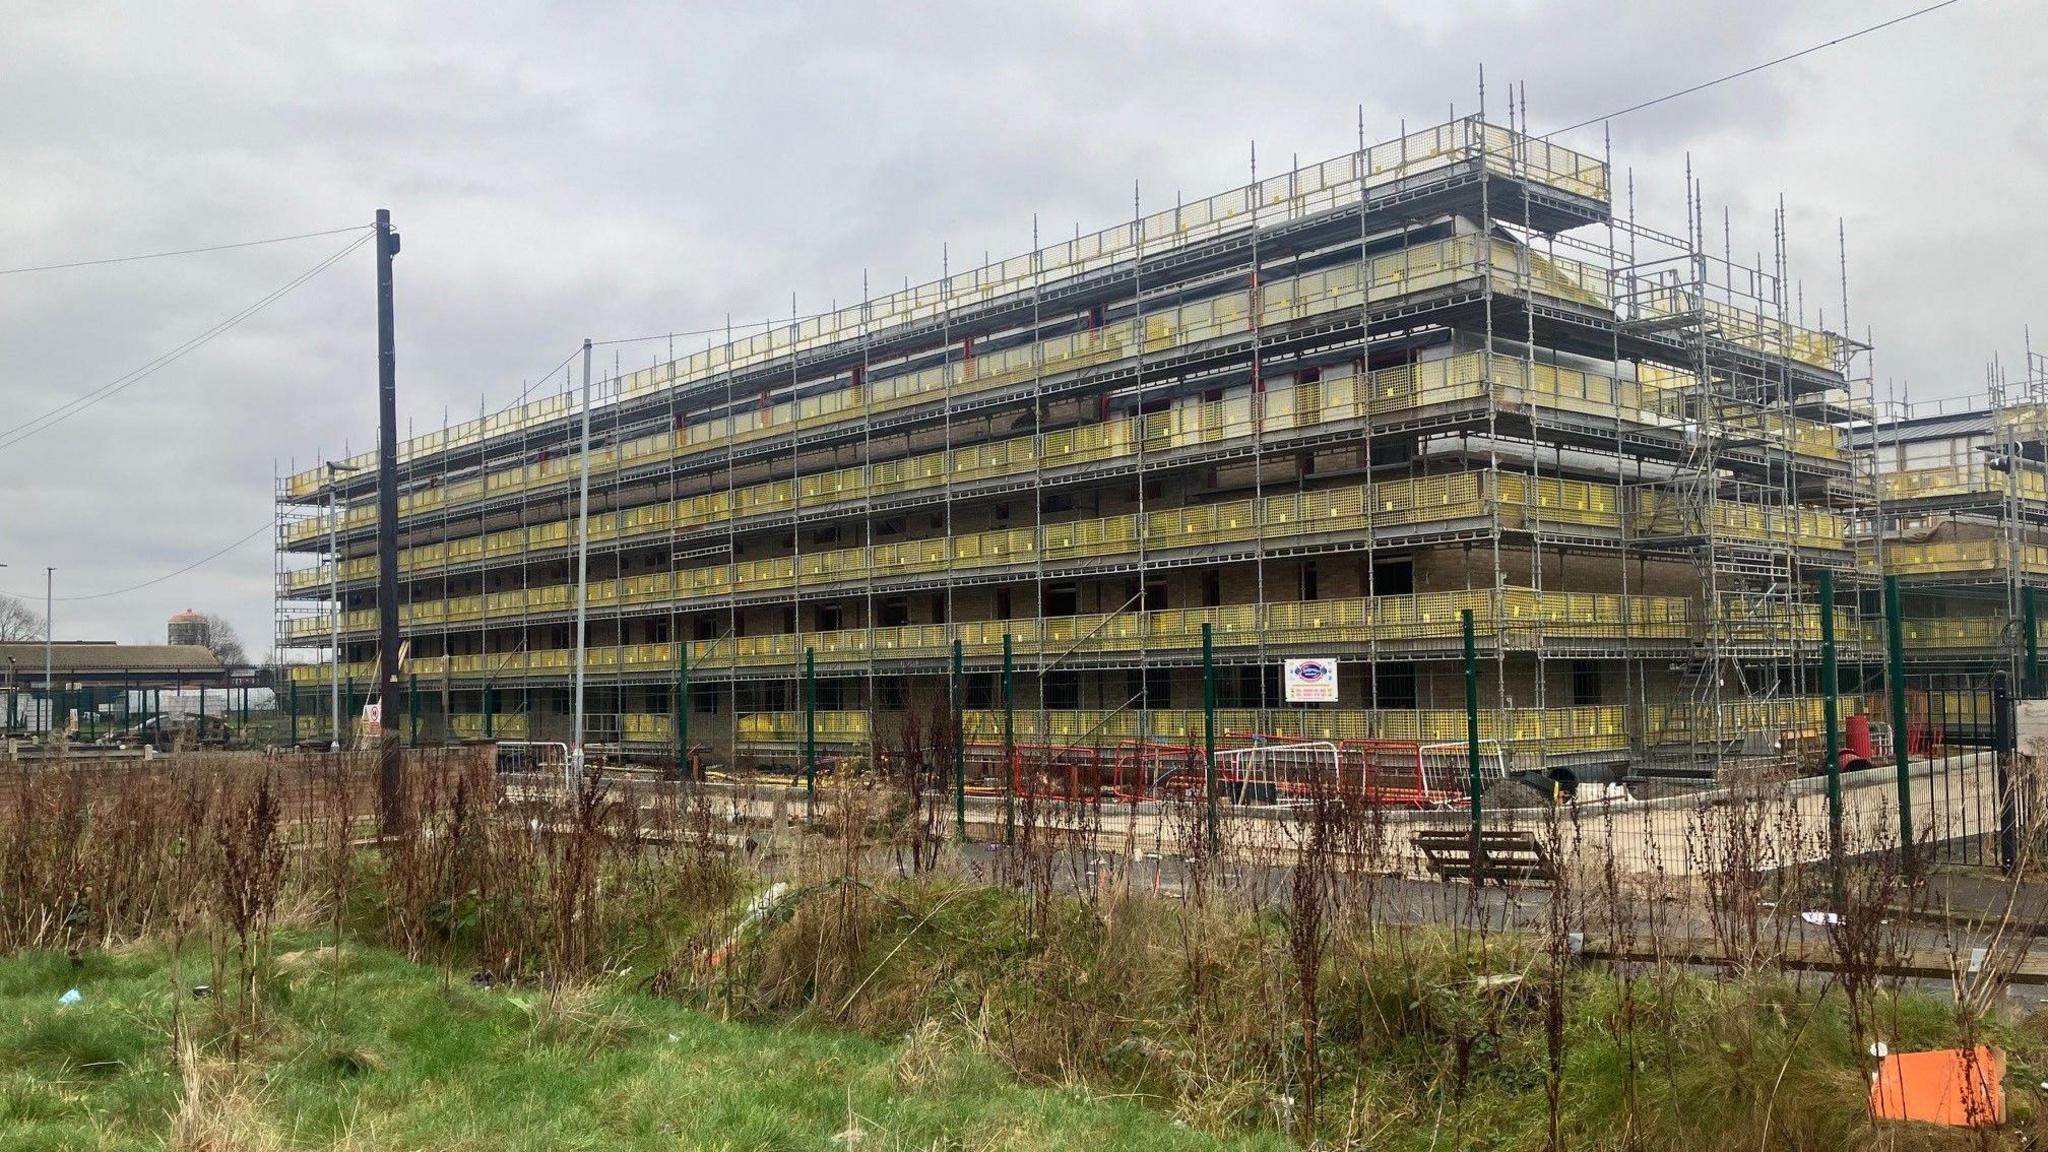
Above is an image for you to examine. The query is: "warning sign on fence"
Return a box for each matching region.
[1283,659,1339,703]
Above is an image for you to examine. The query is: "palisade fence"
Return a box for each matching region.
[285,610,2046,892]
[1,682,271,747]
[10,606,2044,897]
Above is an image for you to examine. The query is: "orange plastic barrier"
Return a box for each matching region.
[1869,1046,2005,1127]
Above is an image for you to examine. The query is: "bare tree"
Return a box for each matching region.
[0,594,45,642]
[203,614,248,666]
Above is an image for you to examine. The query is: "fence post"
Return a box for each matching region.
[953,637,966,842]
[676,640,689,782]
[482,680,493,741]
[1462,608,1483,884]
[1203,622,1219,854]
[1820,568,1844,909]
[289,680,299,746]
[197,684,206,743]
[1003,632,1015,847]
[408,672,420,747]
[1996,672,2018,872]
[1885,575,1913,875]
[804,646,816,809]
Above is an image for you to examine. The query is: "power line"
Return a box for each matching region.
[605,2,1961,372]
[0,232,373,452]
[0,224,373,276]
[0,520,274,602]
[495,323,783,410]
[410,0,1967,449]
[510,345,588,407]
[1544,0,1967,138]
[590,318,785,349]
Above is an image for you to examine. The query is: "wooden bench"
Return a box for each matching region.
[1413,828,1556,884]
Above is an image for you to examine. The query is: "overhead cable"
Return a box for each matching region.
[0,224,373,276]
[0,231,372,452]
[1544,0,1968,138]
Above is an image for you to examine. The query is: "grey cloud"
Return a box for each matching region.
[0,0,2038,651]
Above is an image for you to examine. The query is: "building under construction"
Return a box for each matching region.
[276,113,1875,786]
[1857,361,2048,742]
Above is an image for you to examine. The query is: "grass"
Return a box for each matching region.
[2,883,2043,1152]
[0,935,1288,1152]
[719,876,2048,1150]
[8,755,2048,1148]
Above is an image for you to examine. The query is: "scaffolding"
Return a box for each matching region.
[274,106,1869,785]
[1610,180,1873,775]
[1859,349,2048,689]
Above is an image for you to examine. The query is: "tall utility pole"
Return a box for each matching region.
[374,209,403,834]
[44,567,53,734]
[569,338,594,790]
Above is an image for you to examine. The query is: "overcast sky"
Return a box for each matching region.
[1,0,2042,654]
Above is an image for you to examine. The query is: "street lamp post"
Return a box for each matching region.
[43,568,53,735]
[325,461,361,751]
[569,338,593,792]
[0,563,10,729]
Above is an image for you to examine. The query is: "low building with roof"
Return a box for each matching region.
[1,641,225,736]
